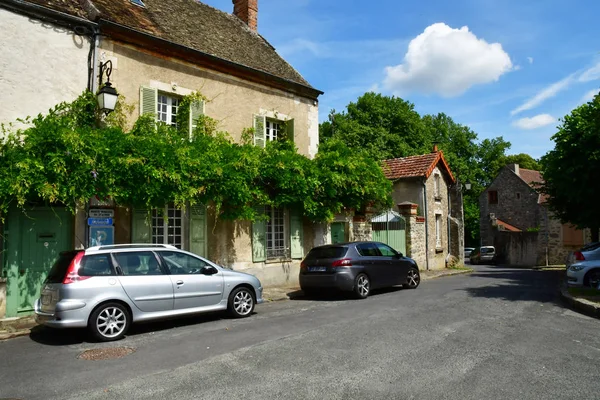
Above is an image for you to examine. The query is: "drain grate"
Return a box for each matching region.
[78,347,136,360]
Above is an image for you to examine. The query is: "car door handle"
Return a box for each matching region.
[176,280,184,285]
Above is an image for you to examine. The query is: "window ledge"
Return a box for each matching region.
[435,247,444,253]
[265,258,293,264]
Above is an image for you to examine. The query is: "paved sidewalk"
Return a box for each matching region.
[560,283,600,318]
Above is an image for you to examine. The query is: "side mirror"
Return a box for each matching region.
[396,253,403,259]
[201,266,218,275]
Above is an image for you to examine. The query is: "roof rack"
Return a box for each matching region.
[87,244,178,251]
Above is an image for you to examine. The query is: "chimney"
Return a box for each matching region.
[432,143,438,153]
[508,163,520,176]
[232,0,258,31]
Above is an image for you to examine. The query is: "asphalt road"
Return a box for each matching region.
[1,265,599,400]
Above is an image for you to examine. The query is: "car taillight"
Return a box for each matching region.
[63,252,90,284]
[574,251,585,261]
[300,260,307,270]
[332,258,352,267]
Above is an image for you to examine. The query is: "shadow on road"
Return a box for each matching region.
[464,267,565,305]
[288,286,406,301]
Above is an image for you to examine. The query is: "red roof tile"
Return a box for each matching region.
[516,168,547,204]
[496,219,522,232]
[382,152,455,183]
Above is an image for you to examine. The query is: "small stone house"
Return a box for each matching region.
[479,164,589,266]
[382,147,464,271]
[0,0,325,317]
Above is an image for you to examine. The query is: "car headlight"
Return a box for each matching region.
[570,265,585,272]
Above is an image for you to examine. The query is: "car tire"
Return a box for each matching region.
[584,269,600,289]
[88,302,131,342]
[228,287,255,318]
[354,273,370,299]
[403,267,420,289]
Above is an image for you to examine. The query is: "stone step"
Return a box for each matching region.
[0,316,37,332]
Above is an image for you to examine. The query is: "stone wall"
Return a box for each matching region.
[398,203,426,270]
[538,208,589,266]
[352,217,373,242]
[426,167,449,270]
[479,166,541,246]
[494,231,538,266]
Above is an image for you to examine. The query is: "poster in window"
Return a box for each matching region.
[89,226,114,247]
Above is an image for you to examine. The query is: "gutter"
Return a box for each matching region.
[0,0,96,29]
[97,19,324,101]
[422,178,430,271]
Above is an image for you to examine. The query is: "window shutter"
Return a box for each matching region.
[290,208,304,259]
[139,86,158,117]
[189,99,205,138]
[132,209,151,243]
[286,118,295,143]
[252,217,267,262]
[189,205,207,257]
[253,115,266,148]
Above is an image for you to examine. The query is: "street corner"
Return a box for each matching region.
[560,284,600,318]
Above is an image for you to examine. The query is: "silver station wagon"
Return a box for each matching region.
[35,244,263,341]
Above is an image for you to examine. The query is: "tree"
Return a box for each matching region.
[502,153,540,172]
[541,93,600,241]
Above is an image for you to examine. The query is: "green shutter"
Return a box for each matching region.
[139,86,158,116]
[252,216,267,262]
[331,222,345,244]
[132,209,151,243]
[189,205,207,257]
[189,100,205,138]
[290,208,304,259]
[253,115,266,148]
[286,119,295,143]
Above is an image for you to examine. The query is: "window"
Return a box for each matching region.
[562,224,584,246]
[157,94,180,127]
[488,191,498,204]
[266,120,281,142]
[356,243,380,257]
[516,192,521,200]
[114,252,163,276]
[160,251,208,274]
[79,254,115,276]
[434,174,441,200]
[152,204,183,249]
[435,214,442,248]
[375,243,398,257]
[266,206,287,259]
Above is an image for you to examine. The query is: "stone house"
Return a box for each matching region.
[382,147,464,270]
[479,164,589,266]
[0,0,325,318]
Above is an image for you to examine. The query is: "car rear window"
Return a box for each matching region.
[481,247,495,254]
[46,251,80,283]
[80,254,115,276]
[306,246,347,259]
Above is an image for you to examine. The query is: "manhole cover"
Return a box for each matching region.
[78,347,135,360]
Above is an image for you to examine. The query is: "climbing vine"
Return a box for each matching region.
[0,91,392,222]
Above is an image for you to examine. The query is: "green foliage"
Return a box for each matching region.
[541,92,600,240]
[0,91,391,223]
[502,153,541,172]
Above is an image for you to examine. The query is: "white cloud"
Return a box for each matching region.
[510,74,576,115]
[527,57,534,64]
[512,114,556,130]
[581,88,598,103]
[511,60,600,115]
[382,23,513,97]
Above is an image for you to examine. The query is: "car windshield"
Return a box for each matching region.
[306,246,347,259]
[481,247,495,254]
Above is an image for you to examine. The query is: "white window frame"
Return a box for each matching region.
[152,204,185,249]
[266,206,288,260]
[157,93,180,128]
[266,119,281,142]
[435,214,442,248]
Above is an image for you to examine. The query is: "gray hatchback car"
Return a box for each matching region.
[35,244,263,341]
[299,241,420,299]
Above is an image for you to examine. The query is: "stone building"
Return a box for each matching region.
[479,164,588,266]
[0,0,324,317]
[382,146,464,270]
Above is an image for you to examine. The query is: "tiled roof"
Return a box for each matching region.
[382,152,456,183]
[24,0,313,88]
[496,219,522,232]
[516,168,547,204]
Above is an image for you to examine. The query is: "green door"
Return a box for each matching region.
[4,208,72,317]
[331,222,346,244]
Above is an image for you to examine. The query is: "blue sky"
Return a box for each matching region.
[203,0,600,158]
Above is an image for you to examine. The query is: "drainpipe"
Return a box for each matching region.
[422,179,430,271]
[90,28,101,93]
[447,184,452,256]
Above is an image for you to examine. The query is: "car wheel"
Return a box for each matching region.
[228,287,255,318]
[354,273,370,299]
[89,302,131,342]
[584,269,600,289]
[403,267,420,289]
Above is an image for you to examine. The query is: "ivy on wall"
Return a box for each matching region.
[0,91,392,222]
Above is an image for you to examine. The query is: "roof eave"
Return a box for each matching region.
[98,19,324,100]
[1,0,97,29]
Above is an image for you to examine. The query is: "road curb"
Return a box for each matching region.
[560,284,600,318]
[422,269,474,280]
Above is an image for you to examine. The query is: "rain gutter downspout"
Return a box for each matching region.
[422,178,430,271]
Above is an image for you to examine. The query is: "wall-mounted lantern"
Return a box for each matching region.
[97,60,118,114]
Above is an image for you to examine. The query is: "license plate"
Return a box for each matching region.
[41,294,51,305]
[308,266,327,272]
